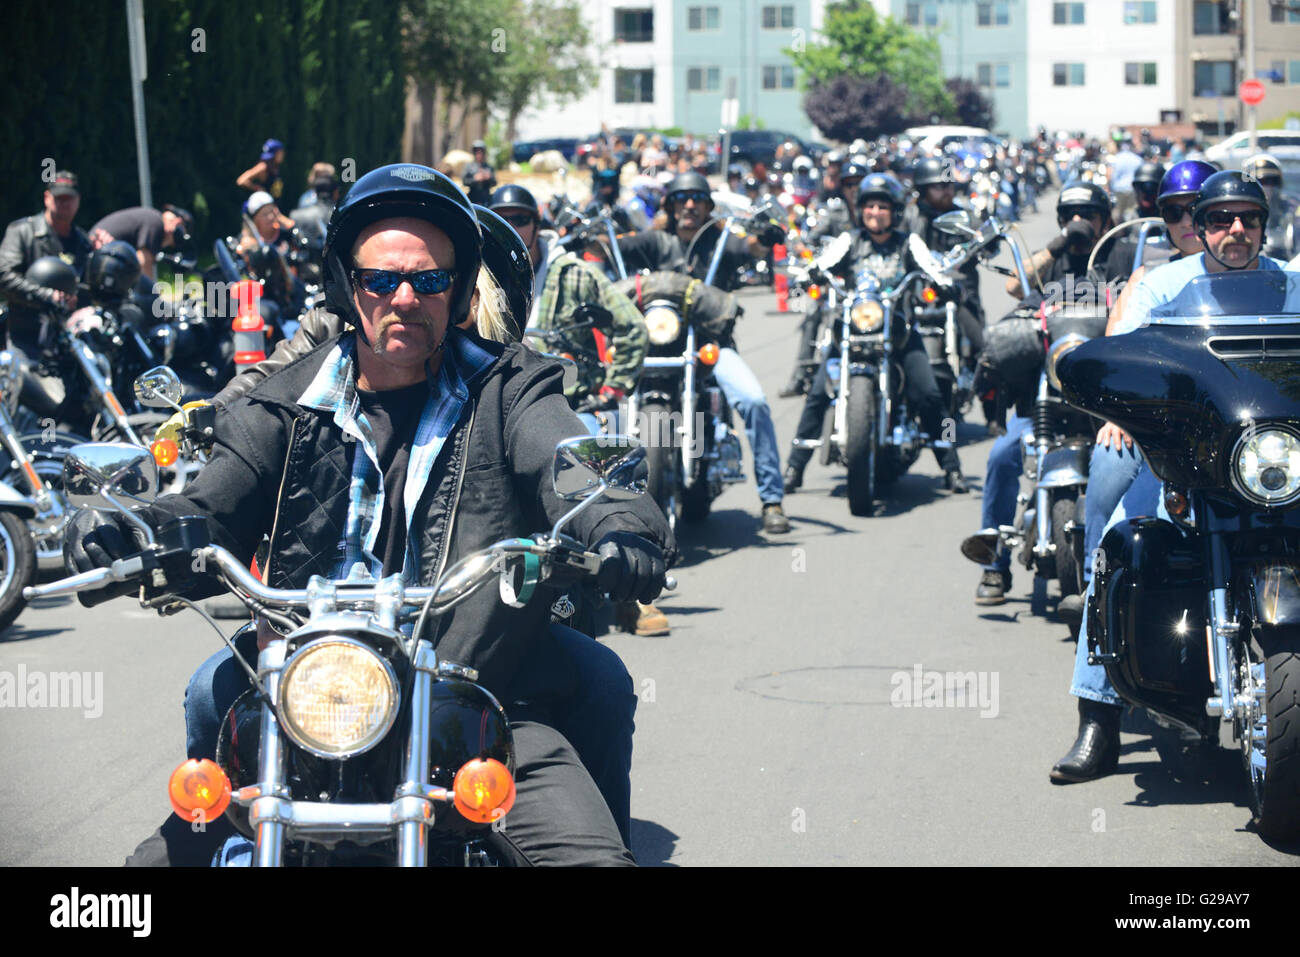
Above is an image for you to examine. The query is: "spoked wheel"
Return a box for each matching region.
[0,510,36,633]
[1243,628,1300,840]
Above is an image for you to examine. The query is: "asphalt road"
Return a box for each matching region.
[1,197,1296,867]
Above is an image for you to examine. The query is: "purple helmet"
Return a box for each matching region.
[260,138,285,161]
[1158,160,1217,203]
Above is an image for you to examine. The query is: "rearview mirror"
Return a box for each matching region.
[64,442,160,511]
[133,366,183,410]
[934,210,980,238]
[552,436,647,502]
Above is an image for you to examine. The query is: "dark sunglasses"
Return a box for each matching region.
[1057,205,1102,223]
[670,191,711,205]
[351,268,455,296]
[499,211,537,228]
[1159,202,1194,224]
[1203,209,1265,230]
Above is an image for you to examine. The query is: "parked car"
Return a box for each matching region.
[512,138,581,164]
[725,130,807,169]
[1204,130,1300,169]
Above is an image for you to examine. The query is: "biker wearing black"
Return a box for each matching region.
[784,174,967,493]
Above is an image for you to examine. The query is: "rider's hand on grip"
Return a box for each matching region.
[594,531,666,604]
[64,510,153,607]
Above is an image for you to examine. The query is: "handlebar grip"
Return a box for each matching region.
[663,575,677,591]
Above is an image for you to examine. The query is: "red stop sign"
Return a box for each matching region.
[1240,79,1266,106]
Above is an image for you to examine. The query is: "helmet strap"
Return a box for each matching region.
[1197,225,1261,271]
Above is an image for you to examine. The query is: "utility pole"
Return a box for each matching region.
[125,0,152,207]
[1244,0,1257,151]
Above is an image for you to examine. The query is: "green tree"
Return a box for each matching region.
[492,0,598,142]
[786,0,953,124]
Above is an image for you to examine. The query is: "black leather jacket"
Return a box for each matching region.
[0,213,91,342]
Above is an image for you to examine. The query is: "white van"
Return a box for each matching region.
[904,125,996,154]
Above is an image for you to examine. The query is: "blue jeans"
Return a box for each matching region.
[1082,439,1144,586]
[1070,462,1163,705]
[184,622,639,849]
[980,413,1032,574]
[712,346,784,505]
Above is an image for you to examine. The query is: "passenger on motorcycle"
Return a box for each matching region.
[489,184,666,635]
[975,181,1118,605]
[1052,170,1291,784]
[605,172,794,533]
[67,164,673,865]
[783,173,968,495]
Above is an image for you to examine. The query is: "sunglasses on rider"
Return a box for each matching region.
[499,211,537,228]
[1159,202,1194,224]
[1057,205,1102,224]
[351,268,455,296]
[671,191,712,205]
[1203,209,1265,230]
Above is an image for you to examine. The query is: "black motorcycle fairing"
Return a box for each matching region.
[1057,320,1300,492]
[1090,516,1212,730]
[1245,562,1300,628]
[426,677,514,830]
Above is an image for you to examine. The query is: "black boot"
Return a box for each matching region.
[975,569,1010,605]
[783,465,803,493]
[1050,699,1123,784]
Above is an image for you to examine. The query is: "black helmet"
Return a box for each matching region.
[664,171,712,204]
[856,173,905,213]
[86,241,142,300]
[488,184,540,220]
[839,160,869,182]
[912,157,955,189]
[1056,180,1111,222]
[1192,170,1269,230]
[1242,153,1284,189]
[324,163,483,327]
[1133,161,1165,187]
[473,205,534,337]
[24,255,77,296]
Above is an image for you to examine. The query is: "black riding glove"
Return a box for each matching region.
[1049,219,1096,258]
[63,509,154,608]
[594,531,666,604]
[759,222,787,247]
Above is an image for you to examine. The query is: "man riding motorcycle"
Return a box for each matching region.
[1051,170,1291,784]
[487,184,666,637]
[1243,153,1299,260]
[975,181,1117,605]
[782,173,969,495]
[65,163,674,865]
[604,172,793,533]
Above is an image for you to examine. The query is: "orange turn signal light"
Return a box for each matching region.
[168,758,231,822]
[921,287,938,304]
[1164,488,1189,518]
[697,343,720,366]
[151,438,179,468]
[808,285,822,300]
[453,757,516,824]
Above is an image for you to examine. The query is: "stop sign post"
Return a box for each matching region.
[1240,79,1266,106]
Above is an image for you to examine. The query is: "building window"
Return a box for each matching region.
[976,63,1010,88]
[613,8,653,43]
[1269,60,1286,84]
[1192,1,1231,35]
[1123,1,1156,24]
[686,66,720,92]
[761,5,795,29]
[905,2,939,27]
[1271,3,1300,23]
[1052,2,1085,25]
[762,64,796,90]
[1053,62,1086,86]
[1289,60,1300,84]
[1124,62,1158,85]
[687,6,719,30]
[1193,60,1236,96]
[976,2,1010,26]
[996,63,1010,87]
[614,68,654,102]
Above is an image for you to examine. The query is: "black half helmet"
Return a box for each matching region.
[664,171,711,204]
[1133,161,1165,188]
[912,157,955,189]
[86,240,142,300]
[488,184,540,220]
[1056,180,1112,222]
[24,255,78,296]
[856,173,905,213]
[1192,170,1269,230]
[473,204,535,336]
[324,163,483,326]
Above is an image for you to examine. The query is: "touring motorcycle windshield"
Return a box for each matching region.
[1057,270,1300,490]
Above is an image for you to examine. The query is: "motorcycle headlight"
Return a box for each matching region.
[850,299,884,333]
[1232,426,1300,508]
[278,638,400,758]
[643,304,682,345]
[1046,333,1087,391]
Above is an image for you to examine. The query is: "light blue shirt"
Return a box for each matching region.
[1113,252,1289,335]
[1109,149,1142,194]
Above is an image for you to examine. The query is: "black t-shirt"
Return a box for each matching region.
[356,380,429,574]
[92,207,165,255]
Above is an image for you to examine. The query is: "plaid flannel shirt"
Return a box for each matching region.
[296,328,496,584]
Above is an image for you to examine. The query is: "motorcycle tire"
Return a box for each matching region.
[681,475,712,524]
[1052,496,1081,599]
[0,510,36,633]
[1250,629,1300,840]
[844,375,878,517]
[640,400,681,529]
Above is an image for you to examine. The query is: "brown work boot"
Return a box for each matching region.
[615,600,671,637]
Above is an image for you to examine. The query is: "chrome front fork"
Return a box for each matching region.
[69,337,143,445]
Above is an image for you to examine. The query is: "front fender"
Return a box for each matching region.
[0,480,38,517]
[1038,442,1089,490]
[1245,561,1300,628]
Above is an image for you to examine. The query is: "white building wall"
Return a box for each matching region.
[1025,0,1177,138]
[514,0,676,140]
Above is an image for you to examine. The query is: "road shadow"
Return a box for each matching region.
[629,818,679,867]
[1,623,73,643]
[673,508,790,565]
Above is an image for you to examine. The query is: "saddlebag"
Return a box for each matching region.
[1089,517,1213,729]
[978,315,1043,396]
